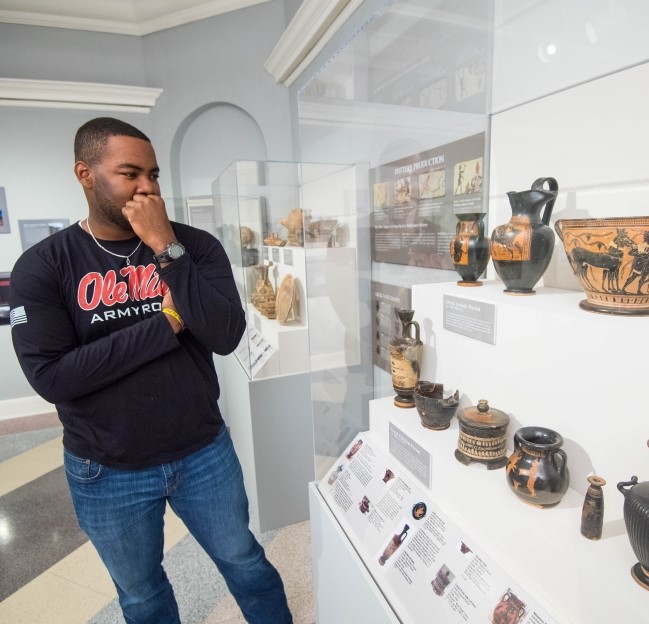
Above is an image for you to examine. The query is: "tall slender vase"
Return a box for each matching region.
[389,309,423,409]
[491,177,558,294]
[450,212,490,286]
[581,475,606,540]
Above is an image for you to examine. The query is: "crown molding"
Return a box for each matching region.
[138,0,271,35]
[0,0,271,36]
[0,10,141,35]
[0,78,163,113]
[264,0,364,87]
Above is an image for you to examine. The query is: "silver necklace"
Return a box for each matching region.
[82,218,143,266]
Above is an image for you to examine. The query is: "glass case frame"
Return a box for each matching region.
[212,160,361,381]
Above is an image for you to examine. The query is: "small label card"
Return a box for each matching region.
[389,422,431,489]
[283,248,294,266]
[443,295,496,345]
[272,247,280,262]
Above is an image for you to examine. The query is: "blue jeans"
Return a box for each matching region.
[64,426,292,624]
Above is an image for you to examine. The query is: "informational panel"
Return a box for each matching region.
[0,272,9,325]
[443,294,496,345]
[187,202,218,238]
[370,134,486,269]
[18,219,69,252]
[371,281,411,373]
[319,435,559,624]
[0,187,9,234]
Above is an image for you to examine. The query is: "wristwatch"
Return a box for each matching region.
[154,241,185,265]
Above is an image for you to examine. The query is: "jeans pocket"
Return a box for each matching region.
[63,449,105,483]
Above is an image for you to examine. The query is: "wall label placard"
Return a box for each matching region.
[443,295,496,344]
[0,272,9,325]
[389,422,431,489]
[283,248,293,266]
[272,247,280,262]
[371,281,412,373]
[18,218,69,251]
[0,187,9,234]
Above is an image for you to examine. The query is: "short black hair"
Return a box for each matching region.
[74,117,151,165]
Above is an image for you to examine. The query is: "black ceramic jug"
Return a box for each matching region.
[491,177,558,294]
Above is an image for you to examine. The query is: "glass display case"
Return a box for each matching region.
[297,0,492,477]
[297,0,649,622]
[212,159,360,381]
[210,160,361,531]
[298,0,649,474]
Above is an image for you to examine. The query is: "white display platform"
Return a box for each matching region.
[411,281,648,486]
[219,354,314,532]
[311,281,648,623]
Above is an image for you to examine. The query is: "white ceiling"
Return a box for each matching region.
[0,0,273,35]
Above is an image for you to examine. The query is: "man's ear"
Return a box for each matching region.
[74,161,93,189]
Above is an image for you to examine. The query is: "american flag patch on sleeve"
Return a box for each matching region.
[10,306,27,327]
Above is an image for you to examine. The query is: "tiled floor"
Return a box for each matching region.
[0,413,315,623]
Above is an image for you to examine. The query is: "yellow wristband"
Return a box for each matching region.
[162,307,184,329]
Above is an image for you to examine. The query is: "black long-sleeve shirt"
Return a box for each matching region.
[10,221,245,468]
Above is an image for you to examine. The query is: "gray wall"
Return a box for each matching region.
[0,1,295,404]
[0,23,147,84]
[142,2,294,200]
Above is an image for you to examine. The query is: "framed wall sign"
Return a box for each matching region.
[18,219,70,252]
[0,272,10,325]
[0,187,9,234]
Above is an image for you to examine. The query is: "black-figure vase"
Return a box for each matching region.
[450,212,490,286]
[491,177,558,294]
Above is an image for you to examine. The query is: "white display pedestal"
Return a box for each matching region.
[310,281,648,623]
[219,353,314,532]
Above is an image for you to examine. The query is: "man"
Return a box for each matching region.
[9,117,292,624]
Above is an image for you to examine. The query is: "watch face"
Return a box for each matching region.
[155,242,185,264]
[169,243,184,259]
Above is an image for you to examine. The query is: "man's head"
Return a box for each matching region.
[74,117,151,167]
[74,118,160,234]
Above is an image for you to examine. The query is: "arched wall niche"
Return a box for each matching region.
[169,102,268,220]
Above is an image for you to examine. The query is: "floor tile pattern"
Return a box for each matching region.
[0,466,87,600]
[0,414,315,623]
